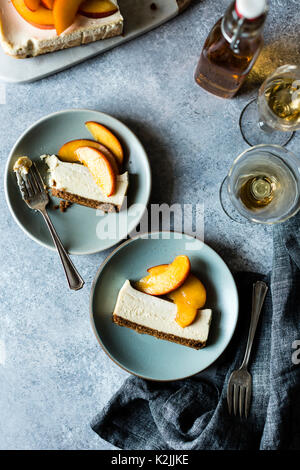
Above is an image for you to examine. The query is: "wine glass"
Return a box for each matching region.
[219,144,300,224]
[239,64,300,146]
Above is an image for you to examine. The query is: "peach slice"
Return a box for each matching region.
[147,264,207,327]
[24,0,40,11]
[75,146,116,197]
[58,139,119,174]
[147,264,168,275]
[174,303,200,329]
[85,121,124,166]
[12,0,54,29]
[136,256,191,296]
[79,0,118,18]
[168,274,207,328]
[53,0,83,35]
[41,0,54,9]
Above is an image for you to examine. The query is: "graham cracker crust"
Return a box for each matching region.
[113,314,206,350]
[51,188,119,213]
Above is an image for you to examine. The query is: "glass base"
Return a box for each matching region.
[219,177,252,225]
[239,99,295,147]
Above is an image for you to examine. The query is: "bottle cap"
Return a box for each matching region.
[235,0,267,19]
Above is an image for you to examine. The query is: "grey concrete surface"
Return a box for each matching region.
[1,0,300,450]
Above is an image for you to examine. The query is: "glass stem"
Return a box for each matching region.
[258,120,274,134]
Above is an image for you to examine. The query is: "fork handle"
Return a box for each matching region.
[240,281,268,369]
[39,209,85,291]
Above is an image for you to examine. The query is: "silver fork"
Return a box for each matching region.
[15,163,84,291]
[227,281,268,418]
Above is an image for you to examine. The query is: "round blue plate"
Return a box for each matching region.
[90,232,239,381]
[4,109,151,255]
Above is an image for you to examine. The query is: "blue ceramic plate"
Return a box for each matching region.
[4,109,151,255]
[90,232,239,381]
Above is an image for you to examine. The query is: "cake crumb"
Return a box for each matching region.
[150,3,157,10]
[59,200,72,213]
[53,205,59,210]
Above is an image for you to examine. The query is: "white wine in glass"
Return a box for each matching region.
[220,145,300,224]
[240,65,300,146]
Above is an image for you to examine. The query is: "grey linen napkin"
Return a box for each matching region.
[91,214,300,450]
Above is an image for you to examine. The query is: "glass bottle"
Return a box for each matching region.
[194,0,268,99]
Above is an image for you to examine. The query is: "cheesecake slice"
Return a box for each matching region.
[43,154,128,212]
[0,0,123,58]
[113,280,212,350]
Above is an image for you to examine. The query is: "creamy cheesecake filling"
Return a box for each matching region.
[0,0,122,52]
[114,280,212,342]
[42,154,128,207]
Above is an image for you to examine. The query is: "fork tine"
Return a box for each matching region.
[29,166,41,193]
[16,171,29,199]
[227,379,233,415]
[31,163,45,192]
[239,386,246,418]
[24,174,35,198]
[245,383,252,418]
[28,170,40,194]
[233,384,239,416]
[23,172,36,197]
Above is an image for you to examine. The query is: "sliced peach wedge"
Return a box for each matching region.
[41,0,54,9]
[12,0,54,29]
[58,139,119,174]
[168,274,207,328]
[85,121,124,167]
[136,256,191,296]
[53,0,83,35]
[24,0,40,12]
[147,264,168,275]
[79,0,118,18]
[146,263,207,328]
[75,146,116,197]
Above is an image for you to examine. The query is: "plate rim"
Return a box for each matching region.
[4,108,152,255]
[90,230,239,382]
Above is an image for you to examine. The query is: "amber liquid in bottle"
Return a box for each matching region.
[195,2,267,99]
